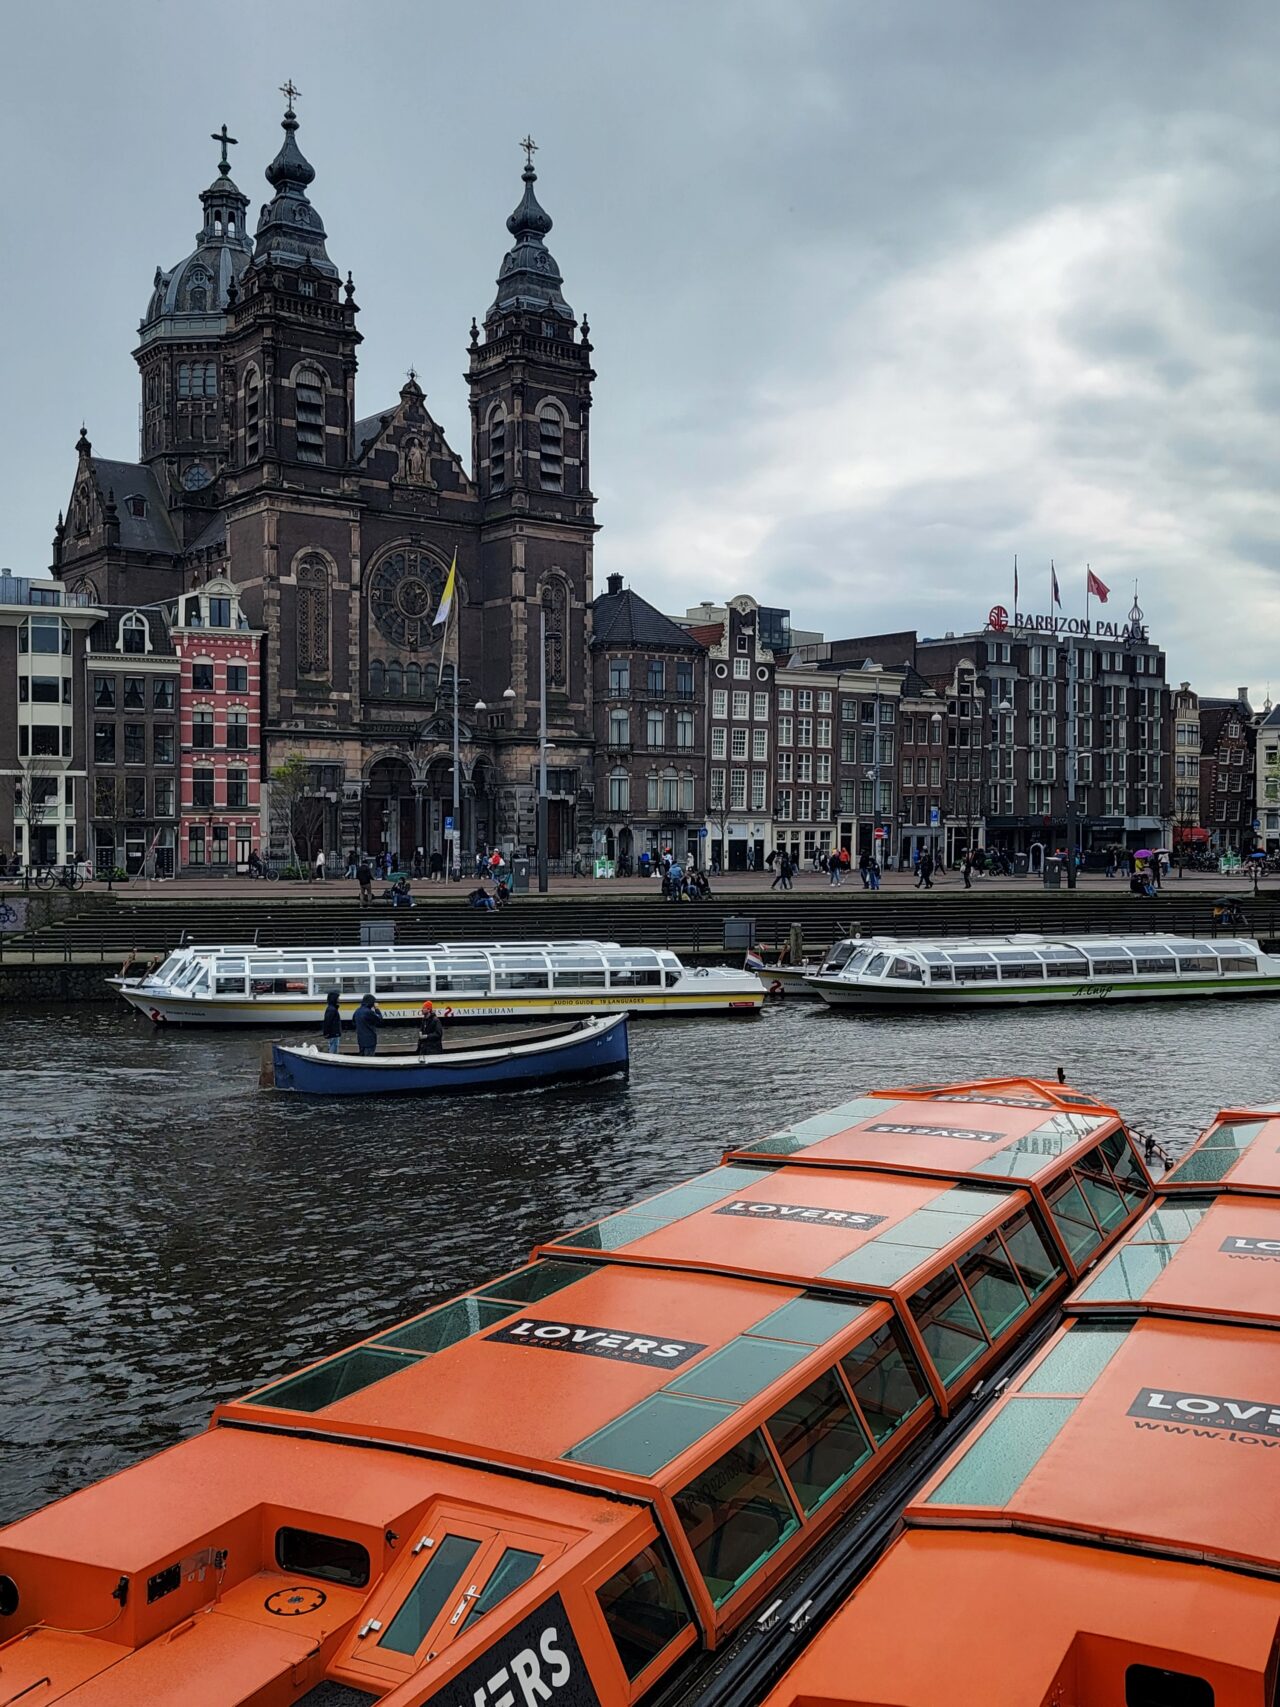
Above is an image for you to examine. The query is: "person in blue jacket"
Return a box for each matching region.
[353,992,383,1055]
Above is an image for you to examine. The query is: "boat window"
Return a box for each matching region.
[1125,1666,1214,1706]
[1077,1241,1179,1303]
[1039,953,1089,980]
[1133,1202,1210,1243]
[996,1210,1062,1298]
[948,954,996,985]
[907,1266,989,1386]
[888,957,923,982]
[749,1296,870,1346]
[562,1166,770,1248]
[1097,1130,1151,1205]
[822,1239,936,1287]
[463,1546,542,1628]
[1044,1178,1104,1263]
[765,1368,873,1515]
[379,963,432,991]
[608,965,663,987]
[959,1234,1030,1339]
[673,1430,801,1608]
[379,1533,483,1656]
[860,953,888,976]
[993,959,1043,981]
[1021,1323,1130,1394]
[475,1260,599,1305]
[549,962,609,989]
[1177,955,1218,975]
[434,971,492,993]
[376,1296,516,1354]
[1073,1146,1129,1232]
[1201,1120,1267,1151]
[275,1527,370,1588]
[495,970,551,990]
[925,1397,1078,1508]
[667,1336,813,1404]
[823,941,859,972]
[1218,955,1258,972]
[215,958,247,993]
[597,1539,694,1682]
[1162,1147,1241,1186]
[250,1345,417,1411]
[566,1392,735,1475]
[839,1322,930,1442]
[1088,957,1133,978]
[925,962,954,983]
[1132,956,1172,975]
[174,959,205,990]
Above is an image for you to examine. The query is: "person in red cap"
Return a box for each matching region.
[415,999,446,1055]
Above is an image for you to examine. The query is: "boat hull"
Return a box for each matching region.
[755,965,823,996]
[116,979,762,1026]
[271,1015,630,1096]
[807,975,1280,1009]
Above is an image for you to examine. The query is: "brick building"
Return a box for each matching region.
[0,576,103,868]
[1172,683,1202,848]
[590,575,705,869]
[171,578,264,872]
[86,606,180,876]
[1257,703,1280,854]
[50,102,599,868]
[1199,693,1256,854]
[697,597,781,872]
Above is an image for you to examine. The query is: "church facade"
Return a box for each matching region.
[52,98,598,866]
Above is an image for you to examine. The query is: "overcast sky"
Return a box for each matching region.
[3,1,1277,697]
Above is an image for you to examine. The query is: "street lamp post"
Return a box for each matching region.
[930,711,944,863]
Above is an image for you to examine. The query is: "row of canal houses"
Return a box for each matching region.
[0,569,1273,875]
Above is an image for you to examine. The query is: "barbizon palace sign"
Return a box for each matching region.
[986,605,1149,642]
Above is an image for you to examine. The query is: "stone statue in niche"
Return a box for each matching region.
[542,580,567,689]
[403,438,428,484]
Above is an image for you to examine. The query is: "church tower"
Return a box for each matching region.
[221,87,360,482]
[467,142,597,852]
[133,127,252,537]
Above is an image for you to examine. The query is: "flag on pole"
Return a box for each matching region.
[433,553,457,627]
[744,949,765,972]
[1051,560,1062,608]
[1086,568,1110,604]
[1013,554,1019,611]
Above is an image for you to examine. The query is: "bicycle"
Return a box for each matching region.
[32,864,84,891]
[246,863,279,881]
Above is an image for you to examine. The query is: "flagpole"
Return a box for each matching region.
[1085,561,1091,631]
[1013,553,1018,625]
[451,591,460,881]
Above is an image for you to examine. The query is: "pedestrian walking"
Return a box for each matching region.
[827,850,840,887]
[344,847,358,879]
[962,852,973,890]
[868,857,881,891]
[322,990,343,1054]
[858,850,870,890]
[314,848,326,881]
[356,858,373,906]
[430,849,445,882]
[770,852,786,890]
[353,992,383,1055]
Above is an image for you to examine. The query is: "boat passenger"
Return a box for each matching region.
[322,990,343,1055]
[416,1000,445,1055]
[352,992,382,1055]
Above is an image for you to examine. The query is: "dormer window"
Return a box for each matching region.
[299,280,315,298]
[120,612,149,655]
[124,494,148,519]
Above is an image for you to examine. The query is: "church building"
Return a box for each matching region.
[51,92,598,866]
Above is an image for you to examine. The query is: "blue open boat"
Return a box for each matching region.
[270,1012,629,1096]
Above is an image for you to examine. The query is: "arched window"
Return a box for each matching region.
[119,612,150,655]
[541,579,567,690]
[244,368,261,461]
[369,660,385,696]
[178,363,192,399]
[385,662,403,697]
[405,663,421,699]
[538,404,564,491]
[295,368,325,463]
[488,407,506,491]
[295,554,330,678]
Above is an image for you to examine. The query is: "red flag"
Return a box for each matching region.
[1087,568,1110,604]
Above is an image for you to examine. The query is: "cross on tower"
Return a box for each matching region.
[211,123,238,174]
[521,134,538,170]
[279,79,301,111]
[406,366,418,385]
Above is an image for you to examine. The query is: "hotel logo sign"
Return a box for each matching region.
[987,610,1149,643]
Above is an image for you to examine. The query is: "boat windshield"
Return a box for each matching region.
[824,941,861,972]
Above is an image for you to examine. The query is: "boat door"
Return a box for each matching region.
[334,1505,563,1693]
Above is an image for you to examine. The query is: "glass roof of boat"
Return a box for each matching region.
[1161,1115,1280,1191]
[845,937,1258,967]
[165,943,683,968]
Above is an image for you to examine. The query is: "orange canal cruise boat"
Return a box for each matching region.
[757,1097,1280,1707]
[0,1077,1154,1707]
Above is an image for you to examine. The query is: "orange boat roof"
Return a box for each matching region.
[1070,1191,1280,1328]
[762,1529,1280,1707]
[541,1162,1026,1295]
[908,1314,1280,1577]
[1162,1107,1280,1195]
[728,1080,1126,1188]
[219,1261,897,1494]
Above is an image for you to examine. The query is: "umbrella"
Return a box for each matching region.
[1134,848,1155,859]
[1250,850,1267,859]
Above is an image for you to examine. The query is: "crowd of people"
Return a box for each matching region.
[322,991,449,1057]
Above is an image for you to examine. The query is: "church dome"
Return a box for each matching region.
[141,152,252,332]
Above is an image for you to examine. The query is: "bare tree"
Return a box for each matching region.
[10,757,61,866]
[269,756,327,869]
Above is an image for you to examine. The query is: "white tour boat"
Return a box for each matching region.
[805,932,1280,1009]
[111,939,764,1025]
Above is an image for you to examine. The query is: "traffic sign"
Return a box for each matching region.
[444,815,454,831]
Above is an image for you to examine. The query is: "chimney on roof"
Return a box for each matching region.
[606,573,623,595]
[1238,687,1249,702]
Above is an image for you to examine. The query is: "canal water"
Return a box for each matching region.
[1,996,1274,1524]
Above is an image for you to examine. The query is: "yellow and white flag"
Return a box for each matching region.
[433,553,457,627]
